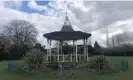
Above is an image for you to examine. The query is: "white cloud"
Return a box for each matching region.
[27,0,48,11]
[0,3,61,46]
[4,0,23,10]
[0,1,4,7]
[0,1,133,47]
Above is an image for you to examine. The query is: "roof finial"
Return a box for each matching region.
[66,9,68,16]
[65,0,68,20]
[65,9,68,20]
[60,1,74,32]
[63,0,71,25]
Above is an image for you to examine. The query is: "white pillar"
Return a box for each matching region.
[83,39,86,61]
[50,40,52,62]
[57,42,59,62]
[75,41,78,62]
[71,53,72,62]
[60,41,63,62]
[73,40,75,62]
[46,39,49,61]
[86,39,89,61]
[63,53,64,62]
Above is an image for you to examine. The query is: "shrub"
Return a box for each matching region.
[23,49,47,72]
[8,44,32,60]
[0,52,8,61]
[88,55,109,71]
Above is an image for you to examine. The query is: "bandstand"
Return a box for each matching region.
[43,13,91,62]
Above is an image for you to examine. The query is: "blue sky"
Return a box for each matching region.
[8,1,50,14]
[21,1,39,13]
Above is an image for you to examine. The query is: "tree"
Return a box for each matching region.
[94,41,101,55]
[8,44,31,60]
[0,36,10,60]
[3,20,37,60]
[94,41,101,49]
[34,43,42,49]
[34,43,46,53]
[0,36,10,52]
[88,45,94,54]
[53,41,73,54]
[104,31,133,56]
[110,32,132,48]
[62,44,73,55]
[3,20,38,46]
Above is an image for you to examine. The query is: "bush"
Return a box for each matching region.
[88,55,109,71]
[0,52,8,61]
[8,44,32,60]
[23,49,47,72]
[8,52,21,60]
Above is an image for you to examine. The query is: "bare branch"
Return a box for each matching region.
[2,20,38,46]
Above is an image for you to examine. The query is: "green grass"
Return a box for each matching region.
[1,57,133,80]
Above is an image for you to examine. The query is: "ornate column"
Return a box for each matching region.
[71,53,72,62]
[75,41,78,62]
[50,39,52,62]
[63,53,64,62]
[83,39,86,61]
[57,42,59,62]
[73,40,75,62]
[46,39,49,62]
[60,40,63,62]
[86,38,89,61]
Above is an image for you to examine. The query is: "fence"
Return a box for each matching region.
[86,56,129,74]
[8,58,129,76]
[8,60,29,75]
[110,59,128,72]
[8,60,78,80]
[96,58,129,74]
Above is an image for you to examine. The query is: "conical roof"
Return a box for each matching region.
[43,12,91,40]
[60,13,74,32]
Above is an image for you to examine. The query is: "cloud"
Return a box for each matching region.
[0,2,61,46]
[95,1,133,28]
[27,0,48,11]
[0,1,133,47]
[51,1,133,46]
[4,0,23,10]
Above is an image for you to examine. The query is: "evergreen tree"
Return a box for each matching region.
[94,41,101,48]
[94,41,101,55]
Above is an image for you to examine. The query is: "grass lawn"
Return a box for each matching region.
[1,57,133,80]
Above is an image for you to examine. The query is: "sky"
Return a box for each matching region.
[0,0,133,47]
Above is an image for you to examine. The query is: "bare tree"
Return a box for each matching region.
[3,20,38,46]
[109,32,133,48]
[108,31,133,56]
